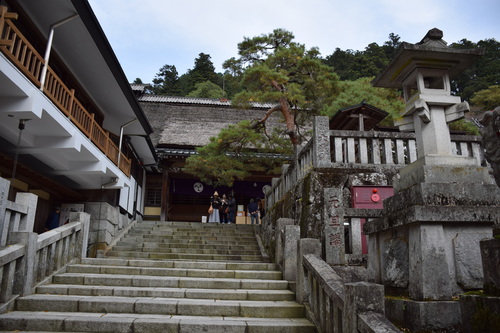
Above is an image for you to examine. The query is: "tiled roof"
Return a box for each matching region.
[157,147,291,160]
[138,95,276,109]
[130,84,149,93]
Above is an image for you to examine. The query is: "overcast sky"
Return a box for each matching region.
[88,0,499,84]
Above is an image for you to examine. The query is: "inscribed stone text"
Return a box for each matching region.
[329,233,342,246]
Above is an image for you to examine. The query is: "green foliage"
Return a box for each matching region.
[178,53,223,96]
[187,80,225,98]
[152,53,223,96]
[224,28,340,143]
[470,85,500,110]
[133,78,143,84]
[323,33,401,81]
[322,77,405,126]
[450,38,500,100]
[449,119,480,135]
[151,64,181,95]
[183,120,292,187]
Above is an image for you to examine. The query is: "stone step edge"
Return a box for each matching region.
[81,258,276,269]
[0,311,315,326]
[36,284,295,299]
[68,264,282,275]
[52,273,289,290]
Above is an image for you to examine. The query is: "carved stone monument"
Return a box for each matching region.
[366,28,500,331]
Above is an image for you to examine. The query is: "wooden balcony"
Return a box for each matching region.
[0,6,131,177]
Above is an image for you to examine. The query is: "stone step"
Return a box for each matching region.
[131,224,255,231]
[65,264,282,280]
[0,311,316,333]
[52,273,289,290]
[114,241,260,250]
[109,245,261,256]
[104,250,263,261]
[131,227,254,237]
[126,233,258,241]
[15,295,306,318]
[81,258,278,271]
[36,284,296,301]
[120,236,259,246]
[134,221,254,229]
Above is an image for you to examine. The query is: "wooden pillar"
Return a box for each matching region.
[160,164,169,221]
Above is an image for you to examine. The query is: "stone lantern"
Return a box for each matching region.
[373,28,482,165]
[365,29,500,331]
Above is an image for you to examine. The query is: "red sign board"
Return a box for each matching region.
[351,186,394,254]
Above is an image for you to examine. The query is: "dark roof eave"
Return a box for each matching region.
[372,42,485,88]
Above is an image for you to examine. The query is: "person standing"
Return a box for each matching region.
[227,194,236,223]
[220,194,229,224]
[247,198,259,225]
[45,206,61,230]
[208,192,221,223]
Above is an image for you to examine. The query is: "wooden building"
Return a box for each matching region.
[0,1,157,232]
[135,91,284,222]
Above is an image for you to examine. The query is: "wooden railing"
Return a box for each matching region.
[0,6,131,177]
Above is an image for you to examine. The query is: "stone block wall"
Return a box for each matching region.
[85,202,134,257]
[261,166,400,265]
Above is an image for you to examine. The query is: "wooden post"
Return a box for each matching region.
[0,6,18,47]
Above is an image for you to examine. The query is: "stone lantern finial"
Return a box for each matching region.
[417,28,447,47]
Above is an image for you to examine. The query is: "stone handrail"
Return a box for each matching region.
[266,116,487,208]
[0,177,90,312]
[0,6,131,177]
[301,254,401,332]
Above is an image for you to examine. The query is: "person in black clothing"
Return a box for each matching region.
[227,195,236,223]
[247,198,259,225]
[220,194,229,224]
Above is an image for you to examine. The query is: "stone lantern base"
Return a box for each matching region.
[364,161,500,331]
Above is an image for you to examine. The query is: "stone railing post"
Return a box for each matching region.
[343,282,385,333]
[70,212,90,259]
[283,225,300,282]
[0,177,10,246]
[313,116,331,168]
[275,218,294,270]
[296,238,321,304]
[9,231,37,296]
[15,192,38,232]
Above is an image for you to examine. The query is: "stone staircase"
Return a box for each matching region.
[0,221,317,332]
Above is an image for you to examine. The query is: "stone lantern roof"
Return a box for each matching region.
[372,28,484,89]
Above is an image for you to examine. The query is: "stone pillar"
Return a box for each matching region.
[283,225,300,282]
[10,231,37,296]
[14,192,38,232]
[70,212,90,259]
[0,177,10,247]
[296,238,321,304]
[324,188,346,265]
[343,282,385,333]
[313,116,331,168]
[480,221,500,296]
[408,223,451,300]
[275,218,294,270]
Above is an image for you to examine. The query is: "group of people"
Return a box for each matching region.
[208,192,236,223]
[208,192,265,225]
